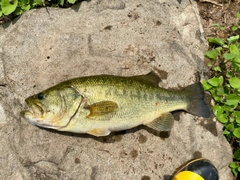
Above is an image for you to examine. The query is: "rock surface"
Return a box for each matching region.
[0,0,233,179]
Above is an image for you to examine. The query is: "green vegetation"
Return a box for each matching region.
[202,12,240,177]
[0,0,77,17]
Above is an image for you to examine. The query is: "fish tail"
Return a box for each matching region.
[184,82,210,118]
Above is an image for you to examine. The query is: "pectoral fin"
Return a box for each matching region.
[87,128,111,137]
[145,112,174,131]
[85,101,119,118]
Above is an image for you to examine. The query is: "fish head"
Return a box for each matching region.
[21,85,82,129]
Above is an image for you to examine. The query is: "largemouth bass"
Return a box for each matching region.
[21,72,210,137]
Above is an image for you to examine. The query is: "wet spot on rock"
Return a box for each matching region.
[113,134,122,142]
[103,25,112,31]
[130,149,138,159]
[136,4,142,7]
[91,166,98,180]
[147,149,154,154]
[119,150,128,158]
[75,158,80,164]
[127,11,140,20]
[193,151,202,159]
[101,136,115,143]
[141,175,151,180]
[159,131,170,139]
[199,118,218,136]
[172,111,181,121]
[157,69,168,79]
[138,133,147,144]
[155,20,162,26]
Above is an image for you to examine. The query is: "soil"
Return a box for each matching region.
[197,0,240,39]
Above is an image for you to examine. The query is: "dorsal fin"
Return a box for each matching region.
[132,71,161,87]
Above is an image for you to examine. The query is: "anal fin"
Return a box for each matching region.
[87,128,111,137]
[145,112,174,132]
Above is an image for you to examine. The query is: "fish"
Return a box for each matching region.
[20,71,210,137]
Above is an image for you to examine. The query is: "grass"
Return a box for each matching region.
[0,0,81,24]
[202,12,240,178]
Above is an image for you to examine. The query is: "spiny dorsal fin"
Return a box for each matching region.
[145,112,174,131]
[85,101,119,118]
[132,71,161,87]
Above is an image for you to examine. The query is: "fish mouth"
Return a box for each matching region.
[23,99,45,116]
[21,99,46,124]
[21,99,63,129]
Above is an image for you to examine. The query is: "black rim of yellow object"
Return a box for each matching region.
[172,158,219,180]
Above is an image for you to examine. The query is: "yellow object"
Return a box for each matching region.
[171,158,219,180]
[173,171,204,180]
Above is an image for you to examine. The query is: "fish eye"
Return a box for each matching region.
[37,93,45,100]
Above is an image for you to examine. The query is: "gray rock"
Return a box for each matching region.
[0,0,233,179]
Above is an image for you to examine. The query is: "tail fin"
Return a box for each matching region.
[184,82,210,118]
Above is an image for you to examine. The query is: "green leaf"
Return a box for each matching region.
[217,113,228,124]
[213,105,224,117]
[205,49,220,60]
[230,162,238,168]
[234,149,240,160]
[224,53,237,60]
[207,62,213,68]
[230,44,239,55]
[67,0,76,4]
[216,46,223,51]
[208,37,225,46]
[227,35,239,44]
[223,129,231,135]
[214,66,222,72]
[226,71,234,78]
[19,0,31,11]
[232,26,238,31]
[233,128,240,138]
[58,0,64,6]
[233,111,240,124]
[225,94,240,107]
[32,0,43,6]
[2,0,18,15]
[223,104,236,113]
[237,12,240,19]
[207,76,223,87]
[211,23,222,28]
[225,123,234,131]
[230,162,239,176]
[212,93,222,103]
[216,86,224,96]
[229,116,235,123]
[14,7,24,15]
[202,81,212,91]
[233,55,240,64]
[233,62,240,71]
[229,77,240,88]
[211,24,225,30]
